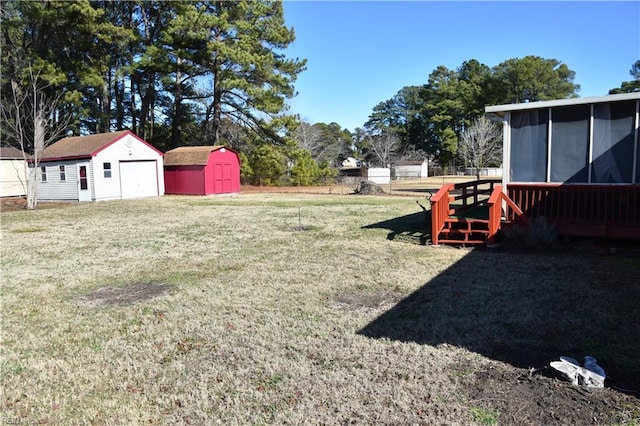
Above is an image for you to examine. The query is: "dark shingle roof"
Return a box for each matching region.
[163,146,226,166]
[0,146,25,159]
[41,130,130,160]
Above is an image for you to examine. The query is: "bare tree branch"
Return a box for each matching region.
[369,132,399,167]
[1,67,73,209]
[295,121,329,161]
[458,117,502,179]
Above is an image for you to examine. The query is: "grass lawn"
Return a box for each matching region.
[1,193,639,424]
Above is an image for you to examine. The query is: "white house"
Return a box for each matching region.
[0,146,27,197]
[37,130,164,202]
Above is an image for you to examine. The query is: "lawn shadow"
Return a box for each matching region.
[362,202,431,245]
[357,245,640,394]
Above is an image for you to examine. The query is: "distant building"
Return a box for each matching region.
[341,157,362,168]
[394,160,428,180]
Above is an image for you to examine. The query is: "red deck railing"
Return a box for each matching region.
[487,185,528,238]
[450,179,498,213]
[507,184,640,239]
[431,179,500,245]
[432,181,640,244]
[430,184,454,245]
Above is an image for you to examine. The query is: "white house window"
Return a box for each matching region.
[41,166,47,182]
[104,162,112,178]
[59,165,66,181]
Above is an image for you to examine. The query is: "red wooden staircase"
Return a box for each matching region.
[437,217,492,245]
[430,180,527,246]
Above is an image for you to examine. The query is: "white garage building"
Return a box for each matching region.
[37,130,164,202]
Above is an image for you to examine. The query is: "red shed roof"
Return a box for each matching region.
[164,145,235,166]
[41,130,162,161]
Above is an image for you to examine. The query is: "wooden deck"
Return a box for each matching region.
[507,184,640,239]
[430,179,526,245]
[431,180,640,245]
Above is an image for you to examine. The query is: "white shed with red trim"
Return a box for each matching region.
[37,130,164,202]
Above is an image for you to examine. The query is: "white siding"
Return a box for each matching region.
[36,160,81,201]
[367,168,391,184]
[464,167,502,177]
[395,162,428,179]
[93,133,164,200]
[92,156,122,201]
[0,159,27,197]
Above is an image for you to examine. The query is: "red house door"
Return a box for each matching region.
[214,163,232,193]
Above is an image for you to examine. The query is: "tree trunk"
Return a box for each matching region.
[139,73,155,141]
[27,103,46,210]
[171,65,183,149]
[210,61,221,145]
[99,79,110,133]
[115,71,125,129]
[212,88,222,145]
[129,71,137,134]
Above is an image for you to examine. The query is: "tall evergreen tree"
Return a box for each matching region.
[491,55,579,103]
[191,0,306,145]
[362,56,580,168]
[1,0,122,137]
[2,0,306,152]
[608,60,640,94]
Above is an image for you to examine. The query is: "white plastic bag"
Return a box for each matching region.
[549,356,605,388]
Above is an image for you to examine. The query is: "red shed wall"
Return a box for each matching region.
[164,165,207,195]
[205,150,240,194]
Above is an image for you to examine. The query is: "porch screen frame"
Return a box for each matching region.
[505,99,639,184]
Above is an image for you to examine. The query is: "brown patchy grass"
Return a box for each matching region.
[1,193,638,424]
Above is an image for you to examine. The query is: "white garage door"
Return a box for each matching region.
[119,161,159,199]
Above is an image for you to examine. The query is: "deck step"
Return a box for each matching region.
[445,218,490,224]
[444,223,490,230]
[443,229,490,235]
[436,239,488,245]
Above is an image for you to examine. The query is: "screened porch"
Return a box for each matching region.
[486,93,640,239]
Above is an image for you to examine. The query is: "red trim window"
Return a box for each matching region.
[79,166,88,190]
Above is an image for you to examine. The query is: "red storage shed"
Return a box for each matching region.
[164,146,240,195]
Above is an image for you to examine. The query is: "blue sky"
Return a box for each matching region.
[282,1,640,132]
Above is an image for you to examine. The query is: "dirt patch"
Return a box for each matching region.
[455,361,640,425]
[1,197,74,212]
[330,291,403,314]
[79,283,171,307]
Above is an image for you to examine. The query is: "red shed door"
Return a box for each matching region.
[214,163,232,193]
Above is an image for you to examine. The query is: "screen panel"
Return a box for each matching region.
[550,105,590,183]
[591,101,635,183]
[510,110,548,182]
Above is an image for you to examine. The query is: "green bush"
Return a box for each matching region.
[290,149,319,186]
[249,144,286,185]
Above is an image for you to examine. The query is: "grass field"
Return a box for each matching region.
[1,193,639,424]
